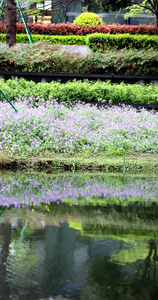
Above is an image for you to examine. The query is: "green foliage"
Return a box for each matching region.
[0,33,86,45]
[0,34,5,42]
[124,0,158,27]
[124,0,157,18]
[73,12,103,27]
[0,42,158,75]
[0,78,158,105]
[86,33,158,52]
[17,34,86,45]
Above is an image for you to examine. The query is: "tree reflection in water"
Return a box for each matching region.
[137,239,158,281]
[81,239,158,300]
[0,220,11,300]
[0,203,158,300]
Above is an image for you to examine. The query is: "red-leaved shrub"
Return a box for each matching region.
[0,21,157,35]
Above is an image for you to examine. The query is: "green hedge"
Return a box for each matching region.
[1,33,158,50]
[0,33,87,45]
[0,78,158,105]
[86,33,158,51]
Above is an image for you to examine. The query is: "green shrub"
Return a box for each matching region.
[86,33,158,51]
[0,43,158,75]
[1,21,158,35]
[0,33,86,45]
[0,32,158,51]
[0,78,158,105]
[73,12,103,27]
[0,42,158,76]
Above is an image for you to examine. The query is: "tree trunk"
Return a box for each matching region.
[6,0,16,46]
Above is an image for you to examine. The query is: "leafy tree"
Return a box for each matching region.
[124,0,158,27]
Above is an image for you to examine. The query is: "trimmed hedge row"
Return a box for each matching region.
[1,33,158,51]
[0,21,157,35]
[0,33,87,45]
[86,33,158,51]
[0,78,158,105]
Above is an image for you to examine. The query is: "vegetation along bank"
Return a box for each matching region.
[0,97,158,173]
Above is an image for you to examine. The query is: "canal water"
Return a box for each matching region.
[0,171,158,300]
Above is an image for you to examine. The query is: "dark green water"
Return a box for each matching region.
[0,171,158,300]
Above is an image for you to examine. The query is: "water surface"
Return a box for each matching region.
[0,171,158,300]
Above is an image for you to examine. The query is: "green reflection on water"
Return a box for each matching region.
[0,171,158,299]
[0,203,157,299]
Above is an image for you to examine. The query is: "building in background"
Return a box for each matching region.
[31,0,156,25]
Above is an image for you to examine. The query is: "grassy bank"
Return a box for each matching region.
[1,93,158,173]
[0,151,158,173]
[1,100,158,173]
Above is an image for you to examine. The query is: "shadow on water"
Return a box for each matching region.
[0,170,158,299]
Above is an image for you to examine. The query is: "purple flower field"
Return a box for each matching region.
[0,173,158,207]
[0,99,158,155]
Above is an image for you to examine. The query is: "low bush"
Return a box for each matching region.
[0,78,158,105]
[86,33,158,51]
[0,43,157,75]
[0,21,157,35]
[73,12,103,27]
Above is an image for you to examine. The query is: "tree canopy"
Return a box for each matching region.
[124,0,158,27]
